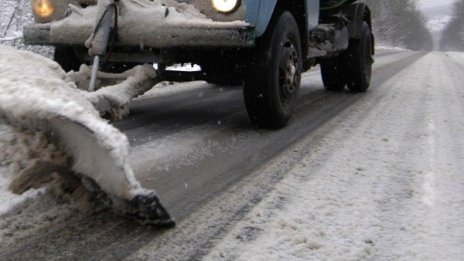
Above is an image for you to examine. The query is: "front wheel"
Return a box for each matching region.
[243,12,302,129]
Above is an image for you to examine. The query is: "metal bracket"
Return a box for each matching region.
[87,0,118,91]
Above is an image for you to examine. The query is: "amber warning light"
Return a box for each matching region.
[33,0,54,18]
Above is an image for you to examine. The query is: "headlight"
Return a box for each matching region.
[212,0,241,14]
[33,0,55,18]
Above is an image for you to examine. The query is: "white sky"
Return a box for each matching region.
[418,0,455,9]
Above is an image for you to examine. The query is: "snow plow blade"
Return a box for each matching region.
[41,116,174,227]
[0,46,174,227]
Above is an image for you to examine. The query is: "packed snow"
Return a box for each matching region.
[0,123,65,215]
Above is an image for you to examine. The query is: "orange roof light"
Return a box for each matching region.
[33,0,54,18]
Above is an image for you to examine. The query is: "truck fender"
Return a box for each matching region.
[246,0,319,38]
[245,0,278,37]
[342,3,372,40]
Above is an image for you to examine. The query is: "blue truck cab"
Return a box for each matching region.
[244,0,320,37]
[24,0,374,129]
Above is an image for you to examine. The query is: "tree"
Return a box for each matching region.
[1,0,29,46]
[363,0,434,51]
[0,0,52,55]
[440,0,464,51]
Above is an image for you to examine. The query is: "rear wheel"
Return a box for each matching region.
[320,59,346,91]
[319,21,373,92]
[243,12,302,129]
[345,22,373,92]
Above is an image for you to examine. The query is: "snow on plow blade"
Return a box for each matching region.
[23,0,253,48]
[0,46,174,227]
[46,117,174,226]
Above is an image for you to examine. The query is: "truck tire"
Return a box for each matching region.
[344,22,373,92]
[54,46,81,72]
[243,11,302,129]
[320,60,346,91]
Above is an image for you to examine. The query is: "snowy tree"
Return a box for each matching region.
[363,0,434,50]
[0,0,51,54]
[440,0,464,51]
[1,0,31,46]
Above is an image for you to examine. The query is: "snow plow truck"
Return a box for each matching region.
[3,0,374,225]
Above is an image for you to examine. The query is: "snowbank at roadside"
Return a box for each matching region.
[376,44,408,52]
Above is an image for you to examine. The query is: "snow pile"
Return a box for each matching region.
[121,0,246,26]
[66,64,158,120]
[376,44,407,52]
[0,31,22,42]
[0,169,42,215]
[52,0,216,36]
[0,123,66,215]
[0,44,142,204]
[0,124,67,173]
[120,0,220,25]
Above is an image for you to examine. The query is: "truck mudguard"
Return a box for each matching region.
[245,0,320,37]
[342,3,372,39]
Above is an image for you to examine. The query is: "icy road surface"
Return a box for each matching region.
[1,50,464,260]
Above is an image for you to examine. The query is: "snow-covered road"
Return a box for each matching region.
[1,50,464,260]
[201,52,464,261]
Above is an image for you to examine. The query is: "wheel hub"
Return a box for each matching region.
[286,58,297,92]
[279,41,299,105]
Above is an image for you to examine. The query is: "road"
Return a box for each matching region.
[1,50,464,260]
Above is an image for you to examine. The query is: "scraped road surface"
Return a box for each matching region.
[2,50,464,260]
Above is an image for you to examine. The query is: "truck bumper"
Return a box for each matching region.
[24,1,255,49]
[24,23,255,48]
